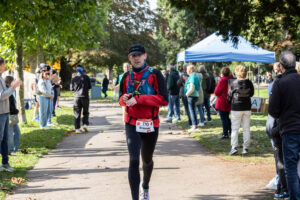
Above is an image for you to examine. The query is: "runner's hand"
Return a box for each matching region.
[126,97,137,107]
[123,94,131,102]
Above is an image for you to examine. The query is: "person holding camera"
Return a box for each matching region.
[0,57,22,172]
[37,66,54,129]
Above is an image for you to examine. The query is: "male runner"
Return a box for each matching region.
[119,44,168,200]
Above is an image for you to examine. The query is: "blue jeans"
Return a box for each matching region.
[182,97,192,125]
[187,97,198,126]
[47,98,53,123]
[282,134,300,200]
[219,110,231,136]
[0,114,9,164]
[8,124,21,153]
[197,104,205,123]
[203,97,212,121]
[39,96,51,127]
[167,95,180,120]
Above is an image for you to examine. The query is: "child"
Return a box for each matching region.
[5,76,21,155]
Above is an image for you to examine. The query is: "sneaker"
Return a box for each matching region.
[1,164,15,172]
[242,148,249,155]
[75,129,81,134]
[188,126,197,133]
[207,119,212,122]
[172,119,180,124]
[40,126,50,130]
[218,135,229,139]
[139,183,149,200]
[266,176,278,190]
[274,192,289,199]
[165,119,172,123]
[198,122,205,127]
[47,123,55,127]
[82,125,88,132]
[33,116,39,122]
[228,147,238,156]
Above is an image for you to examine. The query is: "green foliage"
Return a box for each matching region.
[156,0,211,65]
[168,0,300,52]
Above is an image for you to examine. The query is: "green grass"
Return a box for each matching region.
[0,106,74,199]
[254,88,268,98]
[161,109,273,163]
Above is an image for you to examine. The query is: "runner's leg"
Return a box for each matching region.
[126,124,142,200]
[141,127,159,189]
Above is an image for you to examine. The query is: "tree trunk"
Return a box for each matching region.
[60,57,73,90]
[36,44,43,70]
[14,42,27,123]
[106,67,112,80]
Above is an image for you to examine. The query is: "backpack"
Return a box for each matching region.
[205,73,216,94]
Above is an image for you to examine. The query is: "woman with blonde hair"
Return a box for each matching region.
[227,65,254,155]
[185,64,201,132]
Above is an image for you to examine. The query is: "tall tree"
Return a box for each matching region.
[168,0,300,52]
[0,0,109,122]
[156,0,210,65]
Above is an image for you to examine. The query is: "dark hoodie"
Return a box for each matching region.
[167,69,180,95]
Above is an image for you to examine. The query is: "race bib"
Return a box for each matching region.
[136,119,154,133]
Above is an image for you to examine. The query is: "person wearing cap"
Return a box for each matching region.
[119,44,168,200]
[70,65,91,134]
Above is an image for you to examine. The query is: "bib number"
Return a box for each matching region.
[136,119,154,133]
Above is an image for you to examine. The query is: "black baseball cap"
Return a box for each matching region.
[128,44,146,56]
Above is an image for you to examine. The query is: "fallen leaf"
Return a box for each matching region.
[98,130,104,133]
[88,143,93,145]
[11,177,26,185]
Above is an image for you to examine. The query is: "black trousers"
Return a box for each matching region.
[73,97,89,129]
[273,136,288,193]
[125,123,159,200]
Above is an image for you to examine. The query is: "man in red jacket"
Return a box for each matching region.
[119,44,168,200]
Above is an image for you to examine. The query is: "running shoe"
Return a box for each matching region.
[228,147,238,155]
[139,183,149,200]
[274,192,289,199]
[82,125,89,132]
[172,119,180,124]
[198,122,205,127]
[75,129,81,134]
[40,126,50,130]
[188,126,197,133]
[47,123,55,127]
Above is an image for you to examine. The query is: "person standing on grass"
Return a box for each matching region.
[0,57,22,172]
[214,67,232,139]
[119,44,168,200]
[227,65,254,155]
[166,64,180,123]
[4,76,21,155]
[102,75,109,98]
[185,64,201,133]
[268,51,300,200]
[199,65,213,123]
[196,65,205,127]
[70,65,91,134]
[177,71,191,126]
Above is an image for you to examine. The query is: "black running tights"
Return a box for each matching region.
[125,123,159,200]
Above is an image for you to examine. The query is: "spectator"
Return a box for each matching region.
[51,69,61,117]
[177,72,191,126]
[296,62,300,74]
[119,62,130,125]
[113,73,119,101]
[37,69,54,129]
[5,76,21,154]
[195,66,204,127]
[70,65,91,134]
[31,67,42,121]
[185,64,201,133]
[102,75,109,98]
[166,65,180,123]
[227,65,254,155]
[0,57,22,172]
[269,51,300,200]
[214,67,232,139]
[199,65,214,124]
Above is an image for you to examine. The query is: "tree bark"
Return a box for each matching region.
[14,42,27,123]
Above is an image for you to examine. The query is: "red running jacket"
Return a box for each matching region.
[119,66,168,127]
[214,75,233,112]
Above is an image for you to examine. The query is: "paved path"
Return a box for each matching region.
[8,101,274,200]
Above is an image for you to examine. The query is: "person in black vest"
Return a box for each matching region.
[102,75,109,98]
[70,65,91,134]
[269,51,300,200]
[166,65,180,123]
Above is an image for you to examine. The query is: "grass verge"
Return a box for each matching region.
[161,109,273,164]
[0,106,73,199]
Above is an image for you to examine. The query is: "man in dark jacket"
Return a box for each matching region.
[177,72,191,126]
[70,65,91,134]
[102,75,109,98]
[166,65,180,123]
[268,51,300,200]
[199,65,212,122]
